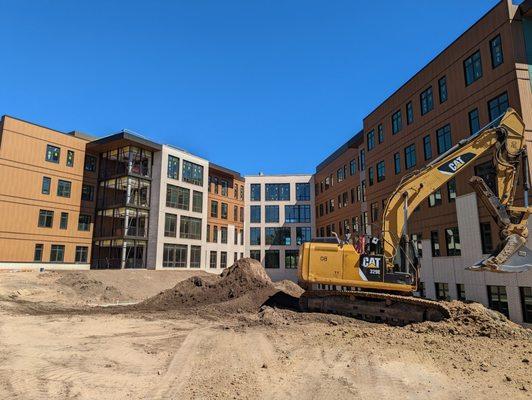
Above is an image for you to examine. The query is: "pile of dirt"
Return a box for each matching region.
[56,273,122,302]
[136,258,297,313]
[410,300,532,339]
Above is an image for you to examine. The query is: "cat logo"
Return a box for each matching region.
[437,152,475,175]
[361,256,381,269]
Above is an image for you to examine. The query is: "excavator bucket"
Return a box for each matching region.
[468,236,532,273]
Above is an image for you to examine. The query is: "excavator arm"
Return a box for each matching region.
[381,108,531,273]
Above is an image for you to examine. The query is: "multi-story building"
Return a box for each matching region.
[315,0,532,325]
[245,174,315,281]
[0,115,97,269]
[206,163,245,270]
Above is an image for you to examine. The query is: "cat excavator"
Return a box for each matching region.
[298,108,532,325]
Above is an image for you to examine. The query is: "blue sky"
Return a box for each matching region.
[0,0,500,174]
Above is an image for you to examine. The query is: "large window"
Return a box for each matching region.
[84,154,97,172]
[166,184,190,210]
[285,250,299,269]
[480,222,493,254]
[394,153,400,174]
[488,92,509,122]
[368,167,374,186]
[490,34,503,68]
[457,284,466,301]
[487,285,509,317]
[377,160,385,182]
[180,216,202,240]
[221,180,228,196]
[168,155,179,179]
[82,184,94,201]
[445,227,461,256]
[60,212,68,229]
[250,205,261,223]
[436,124,452,155]
[435,283,449,301]
[250,184,261,201]
[392,110,402,134]
[428,189,442,207]
[34,244,43,262]
[464,50,483,86]
[469,108,480,135]
[423,135,432,160]
[264,250,280,269]
[520,287,532,323]
[430,230,440,257]
[190,246,201,268]
[57,180,71,198]
[78,215,91,231]
[209,251,217,269]
[163,244,187,268]
[420,86,433,115]
[296,227,311,245]
[164,213,177,237]
[250,250,261,261]
[182,160,203,186]
[285,205,310,223]
[265,227,291,245]
[296,183,310,201]
[75,246,88,263]
[42,177,51,195]
[221,203,228,219]
[45,144,60,163]
[220,252,227,269]
[265,183,290,201]
[192,191,203,213]
[265,205,279,223]
[404,144,416,169]
[438,76,448,103]
[38,210,54,228]
[210,200,218,218]
[66,150,74,167]
[250,227,261,245]
[367,130,375,151]
[406,102,414,124]
[50,245,65,262]
[378,124,384,143]
[359,149,365,170]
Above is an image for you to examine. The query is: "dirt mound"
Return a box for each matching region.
[56,272,122,302]
[410,300,532,339]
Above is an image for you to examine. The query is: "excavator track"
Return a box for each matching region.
[300,290,450,326]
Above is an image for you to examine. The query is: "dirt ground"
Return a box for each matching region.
[0,265,531,400]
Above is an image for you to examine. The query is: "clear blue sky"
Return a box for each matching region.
[0,0,501,175]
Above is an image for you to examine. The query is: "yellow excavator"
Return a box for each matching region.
[298,108,532,325]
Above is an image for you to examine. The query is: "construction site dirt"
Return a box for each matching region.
[0,259,530,400]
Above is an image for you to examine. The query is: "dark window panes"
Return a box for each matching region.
[469,108,480,135]
[430,230,440,257]
[168,155,179,179]
[42,176,51,195]
[250,205,261,223]
[182,160,203,186]
[296,183,310,201]
[392,110,402,134]
[420,86,433,115]
[34,244,43,261]
[285,205,310,223]
[296,227,311,245]
[423,135,432,160]
[394,153,400,174]
[457,284,466,301]
[163,244,188,268]
[447,178,456,202]
[285,250,299,269]
[464,50,483,86]
[265,183,290,201]
[250,184,261,201]
[190,246,201,268]
[367,130,375,151]
[378,124,384,143]
[164,213,177,237]
[209,251,217,269]
[436,124,452,155]
[221,203,228,219]
[490,34,503,68]
[265,227,291,245]
[435,283,449,301]
[445,227,461,256]
[50,245,65,262]
[38,210,54,228]
[192,191,203,213]
[75,246,88,263]
[66,150,74,167]
[487,285,509,318]
[377,160,385,182]
[60,212,68,229]
[250,250,261,261]
[46,144,60,163]
[404,144,416,169]
[250,227,261,245]
[428,189,442,207]
[438,76,448,103]
[265,205,279,223]
[520,287,532,323]
[84,154,97,172]
[488,92,509,122]
[82,184,94,201]
[57,180,71,197]
[180,216,202,240]
[406,102,414,124]
[480,222,493,254]
[210,200,218,218]
[264,250,280,269]
[78,214,91,231]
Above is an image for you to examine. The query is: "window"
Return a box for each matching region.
[430,230,440,257]
[42,177,51,195]
[250,184,261,201]
[250,227,261,245]
[406,101,414,124]
[78,214,91,231]
[411,233,422,258]
[436,124,452,155]
[45,144,60,163]
[265,250,280,269]
[190,246,201,268]
[468,108,480,136]
[240,207,244,223]
[265,227,291,245]
[370,202,379,223]
[367,130,375,151]
[206,224,211,242]
[84,154,96,172]
[75,246,88,263]
[457,284,466,301]
[164,213,177,237]
[221,203,228,219]
[209,251,217,269]
[180,216,202,240]
[220,180,228,196]
[50,245,65,262]
[81,184,94,201]
[480,222,493,254]
[361,181,366,201]
[220,252,227,269]
[420,86,433,115]
[296,183,310,201]
[359,149,365,170]
[285,205,311,223]
[250,205,261,223]
[464,50,483,86]
[60,212,68,229]
[296,227,311,245]
[168,155,179,179]
[435,283,449,301]
[57,180,71,197]
[210,200,218,218]
[233,205,238,222]
[163,244,188,268]
[66,150,74,167]
[265,183,290,201]
[220,227,228,244]
[488,92,509,122]
[392,153,400,175]
[38,210,53,228]
[392,110,402,134]
[490,34,503,68]
[445,227,461,256]
[234,226,238,244]
[213,226,218,243]
[438,76,448,103]
[487,285,509,317]
[34,244,43,262]
[192,191,202,213]
[213,177,218,194]
[166,184,189,210]
[404,144,416,169]
[428,189,442,207]
[520,287,532,323]
[420,135,431,162]
[182,160,203,186]
[285,250,299,269]
[377,160,385,182]
[240,229,244,245]
[368,167,374,186]
[250,250,261,261]
[447,179,456,202]
[265,205,279,223]
[337,167,345,183]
